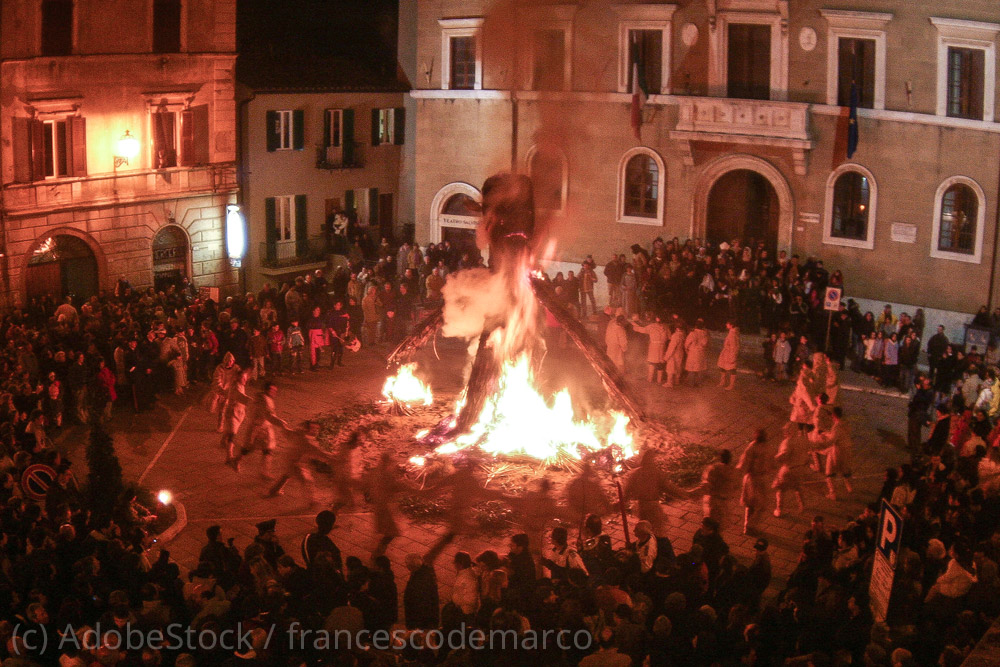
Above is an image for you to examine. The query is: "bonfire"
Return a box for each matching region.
[383,173,645,468]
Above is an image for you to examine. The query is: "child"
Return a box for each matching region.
[762,332,777,380]
[286,319,305,374]
[773,331,791,382]
[249,327,267,380]
[267,323,285,375]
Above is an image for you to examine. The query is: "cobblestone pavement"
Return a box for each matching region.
[59,332,911,601]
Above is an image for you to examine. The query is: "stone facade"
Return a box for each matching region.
[0,0,238,305]
[408,0,1000,326]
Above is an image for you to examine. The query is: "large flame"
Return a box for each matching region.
[432,355,636,462]
[382,363,433,406]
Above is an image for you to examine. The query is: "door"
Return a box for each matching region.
[727,24,771,100]
[706,170,779,250]
[26,235,99,301]
[378,193,394,242]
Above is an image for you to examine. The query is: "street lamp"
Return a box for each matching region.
[114,130,139,169]
[226,204,247,293]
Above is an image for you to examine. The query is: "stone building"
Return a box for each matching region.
[0,0,238,306]
[405,0,1000,333]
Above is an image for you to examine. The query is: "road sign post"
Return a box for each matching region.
[823,287,842,352]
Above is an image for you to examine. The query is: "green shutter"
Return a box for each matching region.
[264,197,277,263]
[342,108,355,165]
[369,188,379,230]
[345,189,355,217]
[393,107,405,145]
[265,110,279,152]
[323,109,331,147]
[292,109,305,150]
[371,108,380,145]
[295,194,308,256]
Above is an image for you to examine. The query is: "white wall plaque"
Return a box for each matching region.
[799,27,817,52]
[891,222,917,243]
[682,23,699,47]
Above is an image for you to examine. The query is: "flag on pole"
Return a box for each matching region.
[847,81,859,159]
[630,34,648,141]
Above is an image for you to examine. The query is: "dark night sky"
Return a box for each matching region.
[237,0,403,89]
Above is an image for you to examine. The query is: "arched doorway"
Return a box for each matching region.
[152,225,189,291]
[430,182,482,261]
[706,169,779,249]
[692,154,795,253]
[26,234,99,301]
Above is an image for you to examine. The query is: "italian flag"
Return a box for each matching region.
[630,34,648,141]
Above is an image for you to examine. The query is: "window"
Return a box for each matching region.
[148,103,209,168]
[613,4,675,94]
[837,38,875,108]
[931,17,999,123]
[41,0,73,56]
[931,176,987,263]
[617,148,665,226]
[947,47,985,120]
[527,147,567,211]
[938,185,977,253]
[153,0,182,53]
[264,195,307,261]
[450,36,476,89]
[12,115,86,182]
[821,10,891,110]
[321,108,355,166]
[532,29,566,91]
[823,165,877,250]
[439,18,484,91]
[371,108,405,146]
[325,109,342,148]
[727,23,771,100]
[266,110,304,151]
[43,120,68,178]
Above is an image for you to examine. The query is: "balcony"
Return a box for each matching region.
[670,97,814,175]
[315,145,364,171]
[258,235,329,272]
[2,163,238,217]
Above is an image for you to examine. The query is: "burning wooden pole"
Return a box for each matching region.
[452,328,503,434]
[530,277,645,421]
[386,305,444,368]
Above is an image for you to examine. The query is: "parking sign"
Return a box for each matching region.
[869,499,903,622]
[823,287,842,311]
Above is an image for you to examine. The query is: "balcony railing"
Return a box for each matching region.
[2,163,238,216]
[259,235,330,269]
[315,145,364,170]
[673,97,811,141]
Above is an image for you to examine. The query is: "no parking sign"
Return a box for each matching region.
[823,287,842,311]
[21,464,57,501]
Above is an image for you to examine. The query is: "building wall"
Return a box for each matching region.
[243,91,405,290]
[0,0,238,305]
[411,0,1000,320]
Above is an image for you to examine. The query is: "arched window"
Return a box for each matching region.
[938,184,977,253]
[527,147,567,211]
[823,164,878,250]
[442,193,477,215]
[931,176,986,263]
[831,172,870,240]
[618,148,665,225]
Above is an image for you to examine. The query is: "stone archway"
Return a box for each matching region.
[20,227,109,302]
[692,154,794,253]
[152,224,191,291]
[429,182,482,256]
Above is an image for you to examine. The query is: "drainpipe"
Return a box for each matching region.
[235,87,256,296]
[988,144,1000,311]
[511,90,519,173]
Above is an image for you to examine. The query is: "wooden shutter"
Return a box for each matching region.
[67,116,87,176]
[393,107,405,145]
[728,24,770,100]
[12,117,33,183]
[265,110,279,152]
[264,197,278,263]
[294,194,308,256]
[181,105,210,166]
[345,189,355,215]
[368,188,379,231]
[292,110,304,150]
[837,39,854,107]
[342,109,355,165]
[970,49,986,121]
[30,119,46,181]
[323,109,332,147]
[371,108,381,145]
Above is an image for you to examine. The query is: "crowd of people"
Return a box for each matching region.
[0,231,995,666]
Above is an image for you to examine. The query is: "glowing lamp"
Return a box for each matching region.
[157,490,173,505]
[114,130,139,168]
[226,204,246,267]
